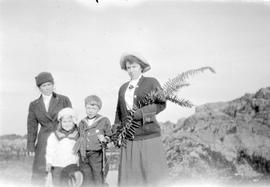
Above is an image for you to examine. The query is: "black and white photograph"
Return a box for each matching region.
[1,0,270,187]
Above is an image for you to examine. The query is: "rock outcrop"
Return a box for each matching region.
[163,87,270,185]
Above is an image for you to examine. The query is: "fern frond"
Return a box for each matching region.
[172,83,190,93]
[163,66,215,96]
[166,95,193,108]
[176,66,215,84]
[111,66,215,148]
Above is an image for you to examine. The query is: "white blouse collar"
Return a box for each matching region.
[129,74,142,86]
[42,94,52,99]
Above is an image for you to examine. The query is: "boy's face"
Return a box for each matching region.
[85,104,100,118]
[61,116,74,131]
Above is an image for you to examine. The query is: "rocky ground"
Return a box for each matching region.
[163,87,270,186]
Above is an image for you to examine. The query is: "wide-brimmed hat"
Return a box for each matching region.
[120,53,151,73]
[35,72,54,87]
[57,107,78,124]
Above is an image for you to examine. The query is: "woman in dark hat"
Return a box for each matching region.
[113,53,168,186]
[27,72,72,186]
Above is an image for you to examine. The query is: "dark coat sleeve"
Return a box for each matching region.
[151,77,166,114]
[64,96,72,108]
[114,89,121,125]
[27,102,38,152]
[103,117,112,137]
[133,78,166,121]
[112,89,122,134]
[141,78,166,124]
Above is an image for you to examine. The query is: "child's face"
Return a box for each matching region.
[85,104,100,118]
[61,116,74,131]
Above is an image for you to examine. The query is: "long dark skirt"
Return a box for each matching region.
[31,129,51,186]
[118,137,168,187]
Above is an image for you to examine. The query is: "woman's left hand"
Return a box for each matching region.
[107,142,114,149]
[133,109,143,120]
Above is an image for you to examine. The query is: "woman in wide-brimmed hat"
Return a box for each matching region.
[113,53,168,186]
[27,72,72,186]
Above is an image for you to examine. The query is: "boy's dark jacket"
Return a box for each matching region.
[114,76,166,140]
[73,114,111,158]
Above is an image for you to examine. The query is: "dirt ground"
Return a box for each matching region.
[0,158,118,187]
[1,158,268,187]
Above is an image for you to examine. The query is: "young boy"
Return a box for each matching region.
[73,95,112,186]
[46,107,80,187]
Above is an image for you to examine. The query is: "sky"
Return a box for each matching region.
[0,0,270,135]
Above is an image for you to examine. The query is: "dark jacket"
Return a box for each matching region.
[27,92,71,182]
[114,76,166,140]
[77,114,111,152]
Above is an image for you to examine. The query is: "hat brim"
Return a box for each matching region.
[68,171,84,187]
[120,54,151,73]
[61,164,84,187]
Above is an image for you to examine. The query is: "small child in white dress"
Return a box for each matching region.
[45,107,79,187]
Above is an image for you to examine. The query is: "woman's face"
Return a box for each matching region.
[126,61,142,80]
[85,104,100,118]
[61,116,74,131]
[39,82,54,96]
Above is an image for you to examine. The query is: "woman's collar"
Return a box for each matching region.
[42,93,52,99]
[40,92,56,99]
[130,74,143,83]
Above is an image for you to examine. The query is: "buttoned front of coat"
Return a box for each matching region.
[78,114,111,151]
[114,76,166,140]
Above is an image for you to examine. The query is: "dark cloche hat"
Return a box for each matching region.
[35,72,54,87]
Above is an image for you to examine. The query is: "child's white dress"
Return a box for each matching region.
[46,132,78,167]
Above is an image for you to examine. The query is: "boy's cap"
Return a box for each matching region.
[57,107,78,124]
[35,72,54,87]
[84,95,102,109]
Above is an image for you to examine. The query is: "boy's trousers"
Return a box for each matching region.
[80,149,108,187]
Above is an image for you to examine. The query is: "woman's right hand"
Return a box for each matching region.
[28,151,35,157]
